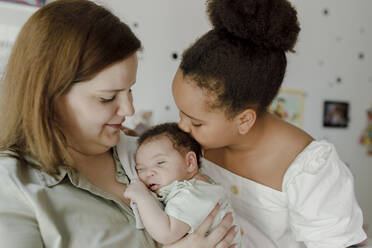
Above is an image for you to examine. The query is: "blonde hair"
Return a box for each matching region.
[0,0,141,174]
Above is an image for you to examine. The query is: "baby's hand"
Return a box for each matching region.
[124,179,151,203]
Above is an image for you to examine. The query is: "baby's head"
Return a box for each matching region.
[135,122,202,193]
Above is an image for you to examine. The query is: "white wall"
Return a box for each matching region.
[1,0,371,237]
[0,2,36,79]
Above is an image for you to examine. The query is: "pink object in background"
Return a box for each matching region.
[351,225,368,247]
[0,0,46,7]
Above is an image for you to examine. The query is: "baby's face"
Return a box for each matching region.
[135,136,190,193]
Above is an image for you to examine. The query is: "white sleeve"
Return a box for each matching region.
[283,142,366,248]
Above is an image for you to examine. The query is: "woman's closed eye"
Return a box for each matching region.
[191,122,202,127]
[100,95,116,103]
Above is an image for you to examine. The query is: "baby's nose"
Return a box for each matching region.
[146,170,156,178]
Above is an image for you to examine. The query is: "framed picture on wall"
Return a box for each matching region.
[269,89,304,128]
[323,101,349,128]
[359,106,372,155]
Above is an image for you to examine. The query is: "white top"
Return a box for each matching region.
[200,140,367,248]
[157,179,241,247]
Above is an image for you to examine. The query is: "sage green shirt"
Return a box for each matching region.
[0,135,159,248]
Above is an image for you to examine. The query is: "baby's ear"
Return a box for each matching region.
[185,151,198,173]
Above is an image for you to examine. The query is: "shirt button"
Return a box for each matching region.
[240,227,244,236]
[231,185,239,195]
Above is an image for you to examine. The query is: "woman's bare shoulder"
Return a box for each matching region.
[268,120,314,173]
[247,119,314,190]
[276,120,314,155]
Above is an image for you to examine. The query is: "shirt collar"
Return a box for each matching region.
[36,165,69,187]
[37,146,128,187]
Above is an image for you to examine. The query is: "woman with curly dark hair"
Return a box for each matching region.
[172,0,367,247]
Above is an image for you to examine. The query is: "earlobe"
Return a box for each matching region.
[237,109,256,135]
[185,151,198,173]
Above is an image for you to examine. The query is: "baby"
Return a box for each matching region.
[124,122,241,246]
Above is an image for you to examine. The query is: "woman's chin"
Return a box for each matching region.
[100,134,120,150]
[108,136,121,147]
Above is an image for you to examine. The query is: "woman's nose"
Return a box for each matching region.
[117,93,135,117]
[178,113,190,133]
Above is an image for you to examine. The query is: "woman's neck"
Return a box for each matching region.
[224,112,275,155]
[68,146,112,171]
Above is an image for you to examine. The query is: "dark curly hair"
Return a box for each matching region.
[180,0,300,118]
[137,123,202,165]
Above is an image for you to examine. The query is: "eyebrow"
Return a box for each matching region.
[98,81,136,93]
[181,110,203,122]
[152,153,168,159]
[98,89,125,93]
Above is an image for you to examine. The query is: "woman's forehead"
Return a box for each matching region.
[174,79,225,120]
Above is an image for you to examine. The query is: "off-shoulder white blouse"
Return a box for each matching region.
[201,140,366,248]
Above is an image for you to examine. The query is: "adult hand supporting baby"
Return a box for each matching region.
[163,203,238,248]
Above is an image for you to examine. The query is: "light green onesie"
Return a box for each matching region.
[157,178,242,247]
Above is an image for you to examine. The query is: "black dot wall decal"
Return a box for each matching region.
[165,105,170,111]
[323,8,329,16]
[133,22,139,28]
[318,60,324,66]
[171,52,178,60]
[359,52,365,60]
[336,77,342,84]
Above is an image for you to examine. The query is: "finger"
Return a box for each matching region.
[123,189,130,199]
[215,225,238,248]
[207,212,233,244]
[130,179,138,183]
[195,203,221,235]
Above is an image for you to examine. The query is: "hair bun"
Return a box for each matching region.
[207,0,300,51]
